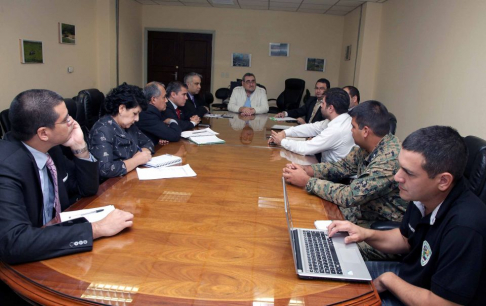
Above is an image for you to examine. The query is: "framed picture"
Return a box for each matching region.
[59,23,76,44]
[306,58,326,72]
[345,45,352,61]
[19,39,43,64]
[269,43,289,57]
[232,53,251,67]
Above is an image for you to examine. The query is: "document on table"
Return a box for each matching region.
[136,164,197,180]
[269,117,297,121]
[189,135,225,145]
[203,113,233,119]
[60,205,115,223]
[270,125,292,130]
[181,128,219,138]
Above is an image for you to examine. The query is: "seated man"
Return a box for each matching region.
[0,89,133,264]
[269,88,355,163]
[275,78,330,124]
[228,73,269,115]
[182,72,210,118]
[283,100,407,236]
[343,85,360,110]
[137,81,182,144]
[328,126,486,305]
[162,81,201,131]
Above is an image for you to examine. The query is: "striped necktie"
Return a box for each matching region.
[45,155,61,223]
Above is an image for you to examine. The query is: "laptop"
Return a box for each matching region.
[282,177,371,281]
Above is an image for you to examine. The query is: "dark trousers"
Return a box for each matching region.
[366,261,405,306]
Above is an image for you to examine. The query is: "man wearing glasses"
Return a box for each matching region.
[228,73,269,115]
[275,78,330,124]
[0,89,134,264]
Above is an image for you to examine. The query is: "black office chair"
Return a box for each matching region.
[303,89,311,104]
[0,109,11,135]
[389,112,397,135]
[77,89,105,131]
[268,78,306,114]
[213,88,230,110]
[64,98,77,121]
[371,135,486,231]
[204,92,214,106]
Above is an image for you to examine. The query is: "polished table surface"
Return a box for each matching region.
[0,114,380,305]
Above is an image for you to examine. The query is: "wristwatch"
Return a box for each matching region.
[72,145,88,155]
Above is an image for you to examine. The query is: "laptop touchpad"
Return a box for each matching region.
[340,249,362,264]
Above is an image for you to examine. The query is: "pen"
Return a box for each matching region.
[137,146,143,152]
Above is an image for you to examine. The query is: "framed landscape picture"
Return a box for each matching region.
[232,53,251,67]
[59,22,76,44]
[20,39,43,64]
[306,58,326,72]
[269,43,289,57]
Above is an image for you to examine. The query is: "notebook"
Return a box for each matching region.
[144,154,182,168]
[282,177,371,282]
[189,135,225,145]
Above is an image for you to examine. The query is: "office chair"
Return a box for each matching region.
[371,135,486,230]
[0,109,11,135]
[268,78,306,114]
[64,98,77,121]
[77,88,105,131]
[389,112,397,135]
[303,89,311,104]
[213,88,230,111]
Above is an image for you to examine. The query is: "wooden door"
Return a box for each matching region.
[147,31,212,93]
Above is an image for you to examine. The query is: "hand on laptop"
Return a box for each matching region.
[328,220,370,244]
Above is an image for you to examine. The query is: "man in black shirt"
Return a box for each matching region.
[327,126,486,305]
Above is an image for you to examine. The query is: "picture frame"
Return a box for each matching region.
[19,39,44,64]
[232,53,251,67]
[345,45,352,61]
[269,43,289,57]
[306,58,326,72]
[59,22,76,44]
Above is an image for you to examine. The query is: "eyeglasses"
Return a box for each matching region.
[55,115,73,126]
[315,87,327,91]
[244,80,256,84]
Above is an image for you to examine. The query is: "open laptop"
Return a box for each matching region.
[282,177,371,281]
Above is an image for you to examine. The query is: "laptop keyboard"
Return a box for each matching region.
[303,230,343,275]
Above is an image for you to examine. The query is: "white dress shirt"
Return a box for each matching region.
[281,113,355,162]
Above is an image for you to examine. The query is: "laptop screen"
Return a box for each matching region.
[282,177,299,272]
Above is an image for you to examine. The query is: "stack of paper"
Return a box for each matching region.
[269,117,297,122]
[144,154,182,168]
[136,164,197,180]
[189,135,225,145]
[60,205,115,223]
[181,128,219,138]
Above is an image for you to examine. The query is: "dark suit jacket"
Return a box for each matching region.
[182,94,209,118]
[136,104,182,143]
[162,101,195,131]
[0,133,99,264]
[286,96,323,123]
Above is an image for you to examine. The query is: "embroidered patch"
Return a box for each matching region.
[421,240,432,266]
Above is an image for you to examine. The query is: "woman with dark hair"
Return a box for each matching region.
[89,83,154,179]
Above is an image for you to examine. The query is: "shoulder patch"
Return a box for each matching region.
[421,240,432,266]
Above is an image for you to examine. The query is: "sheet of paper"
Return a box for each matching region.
[181,128,219,138]
[136,164,197,180]
[189,135,225,145]
[270,125,292,130]
[60,205,115,223]
[270,117,297,121]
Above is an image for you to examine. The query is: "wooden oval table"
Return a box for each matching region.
[0,114,380,305]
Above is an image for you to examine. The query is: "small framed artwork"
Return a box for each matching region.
[269,43,289,57]
[345,45,352,61]
[232,53,251,67]
[59,23,76,44]
[19,39,44,64]
[306,58,326,72]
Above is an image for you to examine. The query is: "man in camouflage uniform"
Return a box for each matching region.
[283,100,407,260]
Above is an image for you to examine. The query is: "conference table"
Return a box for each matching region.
[0,113,380,305]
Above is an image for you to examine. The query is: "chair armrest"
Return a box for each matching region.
[370,221,401,231]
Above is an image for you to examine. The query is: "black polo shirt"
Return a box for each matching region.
[399,178,486,305]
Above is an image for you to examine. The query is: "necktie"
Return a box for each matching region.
[45,155,61,223]
[176,109,181,119]
[309,99,322,123]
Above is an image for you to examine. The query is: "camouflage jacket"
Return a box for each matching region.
[305,134,407,222]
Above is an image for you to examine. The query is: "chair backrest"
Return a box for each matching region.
[279,78,305,111]
[303,89,311,104]
[0,109,11,134]
[204,92,214,105]
[389,112,397,135]
[77,89,105,130]
[64,98,77,121]
[215,88,230,101]
[464,136,486,203]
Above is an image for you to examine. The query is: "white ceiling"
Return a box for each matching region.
[133,0,387,15]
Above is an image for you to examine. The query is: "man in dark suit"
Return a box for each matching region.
[163,81,201,131]
[182,72,210,118]
[138,81,182,144]
[275,78,330,124]
[0,89,133,264]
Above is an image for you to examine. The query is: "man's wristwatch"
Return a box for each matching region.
[72,145,88,155]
